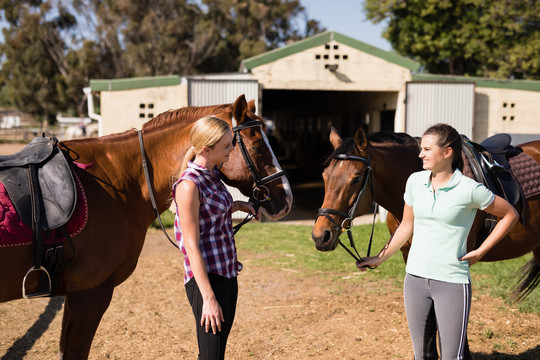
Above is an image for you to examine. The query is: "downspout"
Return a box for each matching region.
[83,87,103,137]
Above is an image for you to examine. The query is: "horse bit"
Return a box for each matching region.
[137,117,288,248]
[316,153,378,267]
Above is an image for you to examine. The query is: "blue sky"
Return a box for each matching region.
[300,0,392,52]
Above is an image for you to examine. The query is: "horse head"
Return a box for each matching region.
[311,127,374,251]
[218,95,293,220]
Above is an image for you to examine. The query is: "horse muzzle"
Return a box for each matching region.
[311,221,340,251]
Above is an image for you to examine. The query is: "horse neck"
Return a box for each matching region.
[369,142,421,219]
[137,123,192,213]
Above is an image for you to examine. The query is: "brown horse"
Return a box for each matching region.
[0,95,292,359]
[312,126,540,301]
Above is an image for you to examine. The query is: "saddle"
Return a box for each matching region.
[461,134,523,244]
[0,136,77,298]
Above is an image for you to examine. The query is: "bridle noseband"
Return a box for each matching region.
[317,153,377,266]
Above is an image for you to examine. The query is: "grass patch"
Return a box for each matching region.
[150,210,175,229]
[234,222,540,313]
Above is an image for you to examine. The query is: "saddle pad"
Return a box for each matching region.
[508,152,540,199]
[0,166,88,247]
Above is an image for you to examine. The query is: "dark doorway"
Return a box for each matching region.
[380,110,395,132]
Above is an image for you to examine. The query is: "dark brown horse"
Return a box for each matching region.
[0,95,292,359]
[312,126,540,301]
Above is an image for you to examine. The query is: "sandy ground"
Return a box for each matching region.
[1,229,540,360]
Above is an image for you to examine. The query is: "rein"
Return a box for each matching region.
[138,131,179,249]
[317,153,377,267]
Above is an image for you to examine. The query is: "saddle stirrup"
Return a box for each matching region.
[22,266,52,299]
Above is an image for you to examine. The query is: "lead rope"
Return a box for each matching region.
[337,167,378,268]
[138,131,179,250]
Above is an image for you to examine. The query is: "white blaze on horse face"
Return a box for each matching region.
[261,131,293,217]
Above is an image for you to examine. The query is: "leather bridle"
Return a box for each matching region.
[230,118,288,234]
[316,153,377,266]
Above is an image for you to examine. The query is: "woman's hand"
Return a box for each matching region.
[460,250,482,267]
[233,201,259,220]
[356,256,382,272]
[201,296,224,334]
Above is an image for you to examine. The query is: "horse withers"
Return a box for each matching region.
[0,95,293,359]
[312,126,540,301]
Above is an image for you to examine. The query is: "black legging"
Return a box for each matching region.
[185,274,238,360]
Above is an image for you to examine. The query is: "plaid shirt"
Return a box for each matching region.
[173,161,242,284]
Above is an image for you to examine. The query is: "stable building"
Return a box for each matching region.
[86,31,540,182]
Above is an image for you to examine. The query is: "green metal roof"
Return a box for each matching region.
[412,73,540,92]
[89,75,181,92]
[240,31,421,72]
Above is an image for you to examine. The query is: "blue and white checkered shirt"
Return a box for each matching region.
[173,161,242,284]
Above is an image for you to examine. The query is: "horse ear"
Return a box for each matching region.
[247,99,256,113]
[232,94,248,124]
[354,128,368,149]
[329,126,342,150]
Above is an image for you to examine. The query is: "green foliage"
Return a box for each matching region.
[364,0,540,79]
[0,0,324,116]
[235,222,540,313]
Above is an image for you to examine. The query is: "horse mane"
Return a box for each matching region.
[142,104,231,132]
[324,131,419,166]
[368,131,417,145]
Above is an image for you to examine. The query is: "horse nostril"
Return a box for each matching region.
[322,230,331,245]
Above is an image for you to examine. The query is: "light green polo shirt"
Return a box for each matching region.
[404,169,494,284]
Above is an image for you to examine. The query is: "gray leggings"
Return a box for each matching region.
[404,273,471,360]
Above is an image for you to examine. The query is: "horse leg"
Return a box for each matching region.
[59,284,114,359]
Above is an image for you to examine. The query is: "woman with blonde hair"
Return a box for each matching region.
[173,116,256,360]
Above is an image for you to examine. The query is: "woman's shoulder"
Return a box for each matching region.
[408,170,430,183]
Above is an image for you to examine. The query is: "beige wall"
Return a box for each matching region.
[474,87,540,141]
[251,40,411,91]
[100,85,188,135]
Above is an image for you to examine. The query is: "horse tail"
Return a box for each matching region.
[512,258,540,301]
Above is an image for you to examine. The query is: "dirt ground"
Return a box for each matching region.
[1,142,540,359]
[0,229,539,360]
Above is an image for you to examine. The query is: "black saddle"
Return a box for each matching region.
[462,134,521,207]
[0,136,77,298]
[461,134,523,246]
[0,137,76,229]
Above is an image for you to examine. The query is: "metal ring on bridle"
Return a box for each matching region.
[253,185,270,202]
[341,217,352,230]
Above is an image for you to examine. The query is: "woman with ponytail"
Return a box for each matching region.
[357,123,518,359]
[172,116,256,360]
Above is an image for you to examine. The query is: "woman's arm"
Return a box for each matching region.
[356,203,414,271]
[460,195,518,266]
[176,181,224,334]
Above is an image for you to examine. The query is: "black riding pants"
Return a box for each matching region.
[185,273,238,360]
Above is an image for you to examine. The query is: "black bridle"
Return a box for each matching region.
[138,117,288,247]
[316,153,377,266]
[230,119,288,234]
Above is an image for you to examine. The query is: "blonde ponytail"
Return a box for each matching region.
[177,116,230,177]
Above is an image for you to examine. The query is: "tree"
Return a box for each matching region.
[364,0,540,80]
[198,0,323,73]
[0,0,323,122]
[0,2,64,125]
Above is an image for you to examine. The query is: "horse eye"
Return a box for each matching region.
[251,146,262,154]
[351,176,362,184]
